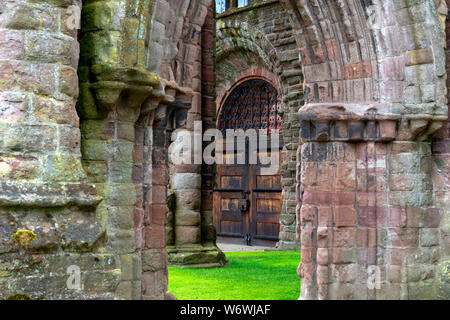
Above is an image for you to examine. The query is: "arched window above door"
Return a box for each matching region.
[218,79,282,135]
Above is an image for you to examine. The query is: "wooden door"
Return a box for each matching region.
[213,79,282,246]
[213,142,282,245]
[250,144,282,242]
[213,159,249,239]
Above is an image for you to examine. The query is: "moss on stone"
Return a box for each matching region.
[13,229,36,248]
[5,294,32,300]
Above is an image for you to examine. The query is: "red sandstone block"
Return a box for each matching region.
[135,227,143,250]
[0,60,56,96]
[358,206,387,227]
[317,227,330,248]
[132,165,143,186]
[303,190,332,205]
[335,162,356,190]
[356,192,376,207]
[376,192,387,206]
[152,166,168,185]
[326,40,338,61]
[380,81,404,103]
[375,143,387,155]
[333,227,356,247]
[333,248,357,264]
[376,176,387,191]
[332,192,355,205]
[317,248,329,266]
[141,272,156,296]
[318,207,332,227]
[334,206,357,227]
[388,265,402,283]
[151,204,168,226]
[406,207,424,227]
[133,145,144,165]
[390,248,416,265]
[0,30,25,60]
[389,207,407,227]
[134,208,144,228]
[301,226,314,247]
[301,205,317,224]
[312,44,326,63]
[389,174,415,191]
[144,225,166,249]
[316,265,329,285]
[301,248,314,264]
[356,227,377,248]
[356,172,367,191]
[389,142,417,154]
[389,227,419,248]
[424,208,443,228]
[299,262,315,283]
[367,175,377,192]
[58,65,78,98]
[357,248,377,265]
[343,61,372,80]
[403,48,434,66]
[300,48,312,65]
[380,56,405,81]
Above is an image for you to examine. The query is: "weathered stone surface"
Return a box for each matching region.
[0,0,449,302]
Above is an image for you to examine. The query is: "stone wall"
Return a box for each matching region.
[0,0,217,299]
[216,0,303,250]
[279,0,450,299]
[0,0,119,299]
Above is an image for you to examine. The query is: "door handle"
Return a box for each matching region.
[239,190,250,212]
[238,198,249,212]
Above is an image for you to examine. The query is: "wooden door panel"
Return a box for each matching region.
[213,188,247,237]
[256,223,280,239]
[255,174,281,190]
[251,191,281,240]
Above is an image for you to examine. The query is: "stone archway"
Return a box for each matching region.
[216,5,304,250]
[214,77,284,246]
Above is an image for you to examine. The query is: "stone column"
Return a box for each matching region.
[297,103,449,300]
[0,0,122,300]
[167,128,226,267]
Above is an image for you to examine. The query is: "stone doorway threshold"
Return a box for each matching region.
[217,236,278,252]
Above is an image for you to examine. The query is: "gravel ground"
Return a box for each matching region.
[217,243,274,252]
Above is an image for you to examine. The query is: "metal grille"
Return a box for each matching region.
[218,79,282,134]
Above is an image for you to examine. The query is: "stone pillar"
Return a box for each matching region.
[297,103,448,300]
[0,0,123,300]
[166,128,226,267]
[140,106,170,300]
[165,1,226,268]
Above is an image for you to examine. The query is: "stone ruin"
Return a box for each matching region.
[0,0,448,300]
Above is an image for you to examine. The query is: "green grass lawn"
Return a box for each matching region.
[168,251,301,300]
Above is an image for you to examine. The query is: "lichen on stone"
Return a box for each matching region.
[13,229,36,248]
[4,294,32,300]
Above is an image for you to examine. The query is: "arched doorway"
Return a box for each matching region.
[213,78,283,247]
